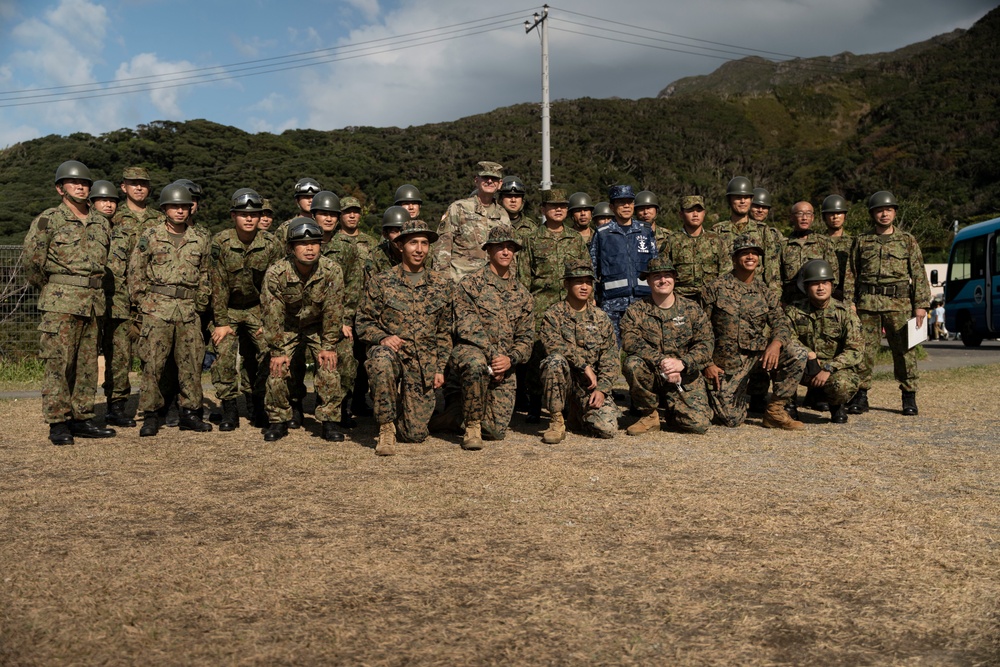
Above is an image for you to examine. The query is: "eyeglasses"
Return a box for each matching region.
[288,223,323,241]
[232,192,263,209]
[793,211,815,218]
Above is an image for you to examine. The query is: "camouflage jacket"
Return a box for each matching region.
[826,233,853,296]
[509,213,538,246]
[364,240,401,285]
[712,219,784,294]
[779,231,840,302]
[433,196,510,282]
[22,203,110,317]
[335,230,378,264]
[112,203,165,230]
[701,271,793,372]
[321,234,363,322]
[129,222,212,323]
[517,224,590,326]
[356,266,455,392]
[620,295,714,380]
[784,298,863,371]
[455,266,535,365]
[210,228,282,326]
[260,256,345,354]
[657,227,730,301]
[539,301,620,396]
[106,220,146,319]
[846,228,931,313]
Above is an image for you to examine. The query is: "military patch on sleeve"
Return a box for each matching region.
[36,217,49,231]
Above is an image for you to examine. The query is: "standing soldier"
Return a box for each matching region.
[635,190,668,249]
[394,184,423,221]
[779,201,839,304]
[366,206,407,282]
[701,235,808,430]
[621,257,714,436]
[749,187,773,224]
[129,183,213,436]
[845,191,930,416]
[273,177,322,244]
[23,160,116,445]
[433,161,510,282]
[497,176,536,244]
[449,225,534,450]
[785,259,863,424]
[821,194,852,300]
[592,201,614,230]
[568,191,595,246]
[210,189,282,431]
[712,177,783,295]
[258,199,275,231]
[115,167,163,230]
[259,220,346,443]
[657,195,728,304]
[590,184,658,343]
[356,220,454,456]
[538,259,621,444]
[88,181,119,221]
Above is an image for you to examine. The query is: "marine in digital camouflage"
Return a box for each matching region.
[712,220,784,295]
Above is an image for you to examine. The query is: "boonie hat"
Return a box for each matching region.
[481,224,522,251]
[563,258,595,280]
[639,256,678,281]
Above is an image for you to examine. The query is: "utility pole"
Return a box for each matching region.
[525,5,551,191]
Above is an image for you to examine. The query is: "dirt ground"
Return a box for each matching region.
[1,366,998,666]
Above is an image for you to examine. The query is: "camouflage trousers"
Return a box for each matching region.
[102,316,135,403]
[366,345,435,443]
[623,356,712,434]
[707,341,809,428]
[211,306,265,401]
[338,330,359,403]
[541,354,620,438]
[858,310,918,392]
[803,368,861,406]
[137,315,204,413]
[265,330,342,424]
[38,311,100,424]
[448,344,517,440]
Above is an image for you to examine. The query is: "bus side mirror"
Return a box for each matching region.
[930,269,938,285]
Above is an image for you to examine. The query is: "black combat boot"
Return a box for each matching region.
[901,391,918,416]
[830,404,848,424]
[784,400,800,421]
[49,421,74,446]
[140,411,160,437]
[322,422,346,442]
[526,394,542,424]
[179,407,212,432]
[251,396,268,428]
[218,399,240,431]
[288,401,304,429]
[263,421,288,442]
[69,419,116,439]
[106,400,137,427]
[846,389,869,414]
[804,387,830,412]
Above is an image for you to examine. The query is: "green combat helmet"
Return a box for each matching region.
[310,191,342,214]
[287,219,323,242]
[159,183,194,207]
[867,191,898,211]
[726,176,753,197]
[382,206,409,229]
[294,178,322,196]
[634,190,659,210]
[593,201,614,220]
[797,258,836,295]
[89,180,119,201]
[498,176,527,195]
[821,194,849,214]
[568,192,594,212]
[54,160,92,184]
[394,184,423,204]
[230,189,264,212]
[752,187,772,208]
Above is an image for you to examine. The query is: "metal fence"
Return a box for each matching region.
[0,245,40,362]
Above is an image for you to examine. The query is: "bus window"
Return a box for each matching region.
[948,237,986,282]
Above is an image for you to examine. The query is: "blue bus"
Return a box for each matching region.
[942,216,1000,347]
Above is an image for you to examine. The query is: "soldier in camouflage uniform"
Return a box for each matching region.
[568,192,595,246]
[657,195,729,305]
[258,198,274,231]
[210,189,283,431]
[365,206,406,283]
[821,194,852,300]
[701,235,808,430]
[446,225,534,450]
[749,187,774,225]
[538,259,621,444]
[272,178,322,244]
[129,183,213,436]
[712,177,783,296]
[259,220,346,443]
[88,180,118,221]
[784,259,863,424]
[635,190,669,250]
[23,160,117,445]
[394,184,423,221]
[779,201,839,304]
[497,176,536,245]
[592,201,614,230]
[433,161,510,282]
[357,220,455,456]
[621,256,714,435]
[844,191,931,416]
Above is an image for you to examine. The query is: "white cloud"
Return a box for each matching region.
[345,0,380,22]
[0,123,41,148]
[114,53,199,117]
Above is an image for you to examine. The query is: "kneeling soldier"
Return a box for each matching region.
[450,224,534,450]
[539,259,621,443]
[785,259,863,424]
[356,220,454,456]
[621,256,714,435]
[260,220,346,442]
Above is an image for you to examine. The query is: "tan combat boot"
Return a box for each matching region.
[375,422,396,456]
[462,420,484,451]
[541,412,566,444]
[626,410,660,436]
[762,400,804,430]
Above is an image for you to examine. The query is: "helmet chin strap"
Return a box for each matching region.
[67,193,90,205]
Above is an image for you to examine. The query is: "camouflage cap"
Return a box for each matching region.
[122,166,150,181]
[540,188,570,205]
[261,198,273,212]
[477,161,504,178]
[563,258,595,280]
[481,223,523,251]
[638,256,678,281]
[395,219,439,244]
[608,184,636,201]
[731,233,764,256]
[681,195,705,210]
[341,196,362,210]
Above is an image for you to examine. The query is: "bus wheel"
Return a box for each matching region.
[959,317,983,347]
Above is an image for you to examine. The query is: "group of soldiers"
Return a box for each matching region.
[23,158,931,454]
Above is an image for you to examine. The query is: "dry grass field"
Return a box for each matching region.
[1,365,998,666]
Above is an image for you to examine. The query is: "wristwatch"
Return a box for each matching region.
[822,363,834,373]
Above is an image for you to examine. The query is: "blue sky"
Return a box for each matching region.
[0,0,994,147]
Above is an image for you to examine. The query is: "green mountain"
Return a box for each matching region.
[2,8,999,261]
